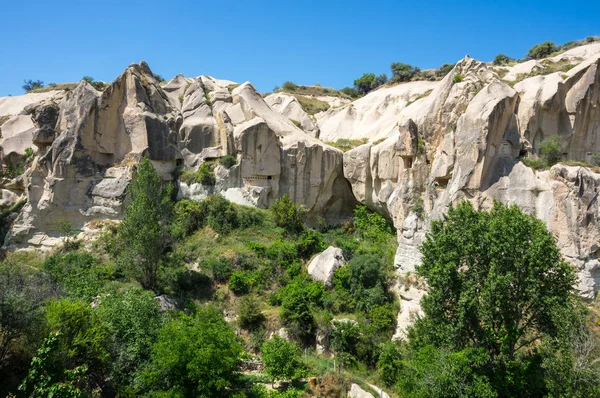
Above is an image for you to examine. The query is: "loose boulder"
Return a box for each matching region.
[307,246,345,286]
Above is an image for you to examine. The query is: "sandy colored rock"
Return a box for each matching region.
[307,246,345,286]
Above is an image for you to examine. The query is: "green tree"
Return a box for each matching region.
[238,295,266,331]
[526,41,559,60]
[270,194,306,235]
[19,332,87,398]
[390,63,420,83]
[409,201,577,395]
[96,288,161,393]
[117,157,173,290]
[141,308,243,397]
[539,134,562,166]
[353,73,386,95]
[279,277,324,342]
[261,336,305,383]
[493,53,513,65]
[22,79,44,92]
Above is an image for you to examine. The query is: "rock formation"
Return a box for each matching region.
[1,42,600,337]
[307,246,346,286]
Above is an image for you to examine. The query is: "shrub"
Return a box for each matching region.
[141,308,244,397]
[238,295,265,330]
[526,41,559,60]
[353,73,387,95]
[204,257,232,282]
[297,228,326,259]
[590,153,600,166]
[220,155,237,169]
[237,205,265,229]
[521,156,547,170]
[340,87,361,98]
[229,271,252,295]
[206,194,238,234]
[171,199,208,239]
[22,80,44,92]
[278,278,324,342]
[198,161,216,185]
[282,81,299,91]
[452,74,464,83]
[390,63,420,83]
[539,134,562,165]
[153,73,165,82]
[493,53,513,65]
[435,63,455,77]
[294,95,330,115]
[261,336,306,382]
[353,205,391,243]
[270,194,306,235]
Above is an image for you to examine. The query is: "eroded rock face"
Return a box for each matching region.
[307,246,346,286]
[334,44,600,338]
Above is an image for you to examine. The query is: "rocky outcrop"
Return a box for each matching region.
[264,93,320,137]
[307,246,346,286]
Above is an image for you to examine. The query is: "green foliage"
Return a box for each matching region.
[352,205,391,243]
[206,193,239,234]
[0,262,51,366]
[220,154,237,168]
[96,288,161,392]
[117,157,173,290]
[278,277,324,342]
[261,336,306,382]
[527,41,559,60]
[1,147,34,179]
[326,137,368,152]
[19,332,87,398]
[539,134,563,166]
[435,63,455,77]
[353,73,387,95]
[297,228,326,259]
[204,256,232,282]
[340,86,362,98]
[410,201,577,396]
[377,341,404,387]
[153,73,166,82]
[452,73,464,83]
[171,199,208,239]
[590,153,600,167]
[330,320,360,366]
[229,271,252,295]
[0,199,26,244]
[82,76,105,90]
[270,194,306,235]
[397,345,496,398]
[294,94,330,115]
[282,81,299,91]
[238,295,266,330]
[390,63,420,83]
[141,308,244,397]
[521,156,548,170]
[180,161,216,185]
[22,79,44,92]
[493,53,513,65]
[43,252,113,301]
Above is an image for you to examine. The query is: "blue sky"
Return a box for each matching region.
[1,0,598,96]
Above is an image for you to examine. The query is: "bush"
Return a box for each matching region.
[238,295,265,330]
[198,161,216,185]
[204,257,232,282]
[435,63,455,77]
[526,41,559,60]
[270,194,306,235]
[452,74,464,83]
[229,271,252,295]
[493,53,513,65]
[353,73,387,95]
[353,205,391,243]
[237,205,265,229]
[141,308,244,397]
[22,80,44,92]
[261,336,306,382]
[297,228,326,259]
[220,155,237,169]
[590,152,600,166]
[340,87,361,98]
[521,156,547,170]
[171,199,208,239]
[390,63,420,83]
[278,278,324,342]
[282,81,299,91]
[539,134,562,165]
[206,194,238,234]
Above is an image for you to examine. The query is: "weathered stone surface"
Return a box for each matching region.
[265,93,319,137]
[348,384,374,398]
[307,246,345,286]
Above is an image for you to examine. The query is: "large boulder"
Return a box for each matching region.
[307,246,345,286]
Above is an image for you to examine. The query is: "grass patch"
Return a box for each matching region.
[294,95,330,115]
[30,83,78,93]
[325,138,368,152]
[289,119,302,128]
[280,83,351,99]
[227,83,240,92]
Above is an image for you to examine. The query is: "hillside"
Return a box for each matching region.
[1,39,600,396]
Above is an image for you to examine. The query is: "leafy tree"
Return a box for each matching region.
[353,73,386,95]
[340,87,361,98]
[435,63,455,77]
[261,336,305,383]
[45,298,108,383]
[352,205,392,244]
[270,194,306,235]
[0,262,52,366]
[22,79,44,92]
[141,308,243,397]
[117,157,173,290]
[390,63,420,83]
[238,295,266,330]
[19,332,87,398]
[526,41,559,60]
[409,201,577,395]
[96,288,161,392]
[493,53,513,65]
[539,134,562,166]
[206,194,238,234]
[330,320,360,366]
[397,345,496,398]
[377,341,404,387]
[278,277,324,342]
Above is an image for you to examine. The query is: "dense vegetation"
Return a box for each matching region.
[0,158,400,397]
[1,158,599,397]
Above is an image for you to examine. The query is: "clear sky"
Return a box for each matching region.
[1,0,598,96]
